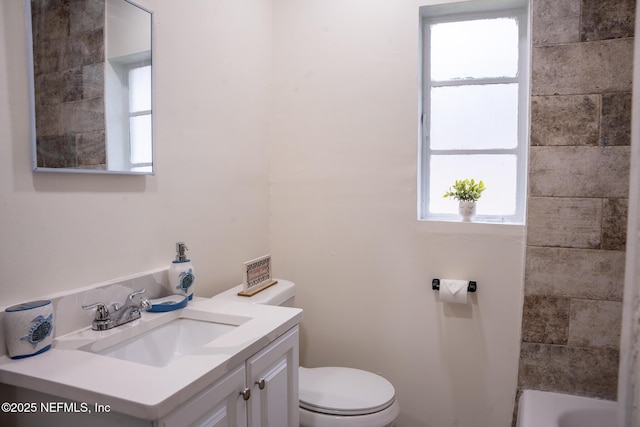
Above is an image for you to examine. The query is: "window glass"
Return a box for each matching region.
[430,84,519,150]
[129,65,151,113]
[429,154,517,216]
[129,115,152,164]
[430,18,519,80]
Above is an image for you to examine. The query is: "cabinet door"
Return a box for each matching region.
[158,365,247,427]
[246,326,299,427]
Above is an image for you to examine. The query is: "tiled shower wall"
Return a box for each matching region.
[517,0,635,400]
[31,0,106,169]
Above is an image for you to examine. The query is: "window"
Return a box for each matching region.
[128,64,153,173]
[419,1,529,223]
[105,56,153,173]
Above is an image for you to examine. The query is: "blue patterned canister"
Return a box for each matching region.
[4,300,54,359]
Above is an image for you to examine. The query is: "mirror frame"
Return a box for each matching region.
[25,0,155,175]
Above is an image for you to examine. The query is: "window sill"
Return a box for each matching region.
[417,218,526,237]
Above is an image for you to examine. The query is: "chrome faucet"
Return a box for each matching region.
[83,289,152,331]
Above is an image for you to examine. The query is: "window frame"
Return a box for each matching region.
[418,1,530,224]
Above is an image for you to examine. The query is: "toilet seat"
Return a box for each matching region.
[299,366,396,416]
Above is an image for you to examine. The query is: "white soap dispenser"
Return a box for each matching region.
[169,242,195,300]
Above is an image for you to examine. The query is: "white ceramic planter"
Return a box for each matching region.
[458,201,476,221]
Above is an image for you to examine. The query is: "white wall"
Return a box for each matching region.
[270,1,526,426]
[0,0,273,307]
[106,0,151,59]
[1,0,525,425]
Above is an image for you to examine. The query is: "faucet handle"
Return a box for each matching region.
[128,288,147,300]
[128,289,152,311]
[82,302,109,321]
[139,296,152,310]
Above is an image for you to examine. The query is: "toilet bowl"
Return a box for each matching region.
[211,280,399,427]
[299,366,399,427]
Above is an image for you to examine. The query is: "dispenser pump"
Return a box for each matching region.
[175,242,189,262]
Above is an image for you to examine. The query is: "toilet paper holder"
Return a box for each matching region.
[432,278,477,293]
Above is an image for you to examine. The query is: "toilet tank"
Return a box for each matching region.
[211,279,296,307]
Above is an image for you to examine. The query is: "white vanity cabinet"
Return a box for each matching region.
[159,325,299,427]
[246,325,299,427]
[158,365,246,427]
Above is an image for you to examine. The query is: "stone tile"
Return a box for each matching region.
[567,345,619,400]
[518,343,619,400]
[581,0,636,41]
[532,38,633,96]
[531,95,599,146]
[529,146,630,198]
[527,197,601,248]
[35,103,61,137]
[34,72,64,106]
[60,29,104,71]
[30,0,64,14]
[76,131,106,167]
[521,295,570,344]
[82,63,104,100]
[32,38,60,76]
[568,299,622,350]
[31,6,70,44]
[62,67,83,102]
[69,0,104,36]
[601,92,632,147]
[524,247,625,301]
[36,135,77,168]
[602,198,628,250]
[518,343,572,391]
[59,98,105,134]
[531,0,580,45]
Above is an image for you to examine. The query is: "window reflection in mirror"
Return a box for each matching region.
[28,0,153,175]
[128,64,152,173]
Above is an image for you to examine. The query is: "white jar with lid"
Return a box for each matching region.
[4,300,54,359]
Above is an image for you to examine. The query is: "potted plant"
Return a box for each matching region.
[443,178,486,221]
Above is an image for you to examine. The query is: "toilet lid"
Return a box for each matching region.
[298,367,396,416]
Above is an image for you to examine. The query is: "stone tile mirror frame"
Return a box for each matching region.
[26,0,153,175]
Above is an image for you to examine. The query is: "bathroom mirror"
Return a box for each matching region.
[27,0,153,175]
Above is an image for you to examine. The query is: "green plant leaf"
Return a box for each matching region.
[442,178,486,202]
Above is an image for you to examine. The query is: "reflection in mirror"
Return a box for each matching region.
[27,0,153,174]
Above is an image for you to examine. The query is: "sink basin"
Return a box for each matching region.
[80,318,237,367]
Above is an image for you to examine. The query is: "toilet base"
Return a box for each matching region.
[299,399,399,427]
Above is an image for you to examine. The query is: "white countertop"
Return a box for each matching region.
[0,297,302,420]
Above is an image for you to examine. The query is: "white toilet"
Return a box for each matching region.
[211,279,400,427]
